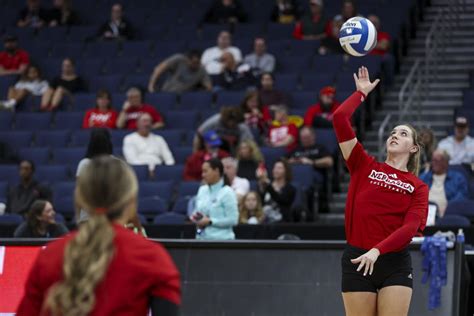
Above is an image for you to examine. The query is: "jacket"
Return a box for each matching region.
[419,170,468,202]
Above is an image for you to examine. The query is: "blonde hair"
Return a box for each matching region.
[239,191,265,224]
[237,140,263,162]
[404,124,423,176]
[44,156,138,316]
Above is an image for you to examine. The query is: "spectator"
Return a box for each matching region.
[292,0,328,40]
[6,160,52,216]
[214,51,257,91]
[98,3,134,40]
[239,191,265,224]
[240,90,272,138]
[198,106,254,154]
[259,72,289,107]
[41,58,86,111]
[123,113,175,174]
[288,126,333,214]
[419,149,469,217]
[243,38,276,75]
[318,15,345,55]
[48,0,80,26]
[201,0,247,25]
[201,31,242,75]
[116,87,164,130]
[236,139,264,180]
[148,50,212,93]
[222,157,250,202]
[437,116,474,166]
[0,35,30,77]
[191,158,238,240]
[0,65,48,111]
[184,130,230,181]
[368,14,390,56]
[82,89,118,129]
[271,0,300,24]
[304,86,340,128]
[17,0,49,28]
[419,128,437,173]
[339,0,358,22]
[257,158,296,222]
[267,105,299,152]
[13,200,68,238]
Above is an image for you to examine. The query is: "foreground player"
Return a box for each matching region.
[333,67,428,316]
[17,157,181,316]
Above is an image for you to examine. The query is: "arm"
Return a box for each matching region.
[267,184,296,206]
[264,55,276,73]
[116,101,131,129]
[198,113,220,134]
[201,72,213,91]
[123,136,140,164]
[211,189,239,227]
[148,60,169,93]
[159,138,175,165]
[313,156,334,168]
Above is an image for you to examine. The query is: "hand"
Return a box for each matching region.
[122,101,131,111]
[148,83,155,93]
[196,215,211,229]
[353,66,380,97]
[104,31,114,38]
[300,157,313,165]
[351,248,380,276]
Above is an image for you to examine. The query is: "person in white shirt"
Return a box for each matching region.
[123,113,175,175]
[243,37,276,75]
[201,30,242,75]
[222,157,249,204]
[437,116,474,166]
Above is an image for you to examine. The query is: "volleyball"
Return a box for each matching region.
[339,17,378,56]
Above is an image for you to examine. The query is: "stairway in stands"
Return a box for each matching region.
[324,0,474,221]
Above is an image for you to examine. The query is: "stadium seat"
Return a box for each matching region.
[274,74,299,92]
[15,113,52,131]
[111,130,129,147]
[122,74,149,91]
[120,41,153,59]
[145,93,177,112]
[18,147,50,165]
[314,128,339,155]
[73,93,97,111]
[266,23,294,40]
[84,41,120,58]
[36,165,71,183]
[291,91,316,108]
[139,181,173,200]
[179,91,213,110]
[54,112,84,130]
[260,147,287,169]
[54,196,75,216]
[50,42,85,59]
[300,74,335,92]
[0,112,13,130]
[104,58,139,75]
[68,26,97,41]
[292,164,322,188]
[88,75,123,93]
[0,131,33,148]
[153,212,186,224]
[0,181,7,200]
[165,111,199,129]
[216,91,244,108]
[35,130,71,148]
[313,55,344,73]
[70,130,92,147]
[277,56,313,74]
[445,200,474,218]
[138,196,168,215]
[131,165,149,181]
[172,147,193,164]
[171,196,194,215]
[155,130,183,148]
[76,59,104,77]
[0,214,23,225]
[436,214,471,227]
[0,165,18,184]
[154,165,185,182]
[178,181,201,197]
[53,148,85,166]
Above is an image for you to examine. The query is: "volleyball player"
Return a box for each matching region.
[334,67,428,316]
[17,157,181,316]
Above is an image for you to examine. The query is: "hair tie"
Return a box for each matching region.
[96,207,107,214]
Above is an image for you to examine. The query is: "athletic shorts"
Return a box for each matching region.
[341,244,413,293]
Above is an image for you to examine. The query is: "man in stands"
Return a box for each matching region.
[419,149,468,217]
[98,3,134,40]
[17,0,49,28]
[147,50,212,93]
[437,116,474,167]
[214,52,257,91]
[201,31,242,75]
[0,35,29,77]
[123,113,175,175]
[267,105,299,152]
[222,157,250,203]
[243,37,276,75]
[6,160,52,216]
[116,87,164,130]
[304,86,340,128]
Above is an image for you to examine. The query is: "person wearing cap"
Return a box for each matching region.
[437,116,474,166]
[304,86,341,128]
[292,0,328,40]
[0,35,30,76]
[184,130,230,181]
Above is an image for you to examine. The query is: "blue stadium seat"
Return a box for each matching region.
[145,93,177,112]
[154,165,184,182]
[463,90,474,108]
[216,91,244,108]
[113,147,123,158]
[53,148,85,166]
[0,112,13,130]
[70,130,92,147]
[54,196,75,216]
[291,164,322,188]
[179,91,213,110]
[260,147,287,169]
[111,93,126,106]
[266,23,294,40]
[139,181,173,200]
[0,181,7,200]
[15,113,52,131]
[88,75,123,93]
[0,131,33,148]
[54,112,84,130]
[0,214,23,225]
[291,92,316,108]
[121,41,153,59]
[274,74,299,92]
[171,196,193,215]
[172,147,193,164]
[0,165,18,184]
[233,23,265,40]
[76,59,104,77]
[131,165,149,181]
[288,40,320,55]
[314,128,338,155]
[436,214,471,227]
[277,56,313,74]
[68,26,97,41]
[153,212,186,224]
[165,111,199,129]
[346,56,382,75]
[18,147,50,165]
[84,41,120,58]
[155,130,183,148]
[178,181,201,197]
[35,130,71,148]
[138,196,168,215]
[111,130,129,147]
[445,199,474,218]
[20,96,43,111]
[55,213,65,224]
[300,74,335,92]
[313,55,344,73]
[36,165,71,183]
[104,58,139,75]
[73,93,97,111]
[122,74,149,91]
[0,75,16,96]
[50,42,85,59]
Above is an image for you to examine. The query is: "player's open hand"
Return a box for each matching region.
[353,66,380,97]
[351,248,380,276]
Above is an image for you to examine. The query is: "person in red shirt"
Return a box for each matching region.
[16,156,181,316]
[292,0,328,40]
[82,89,118,129]
[304,86,340,128]
[267,105,299,152]
[0,35,29,76]
[116,87,164,130]
[334,67,428,316]
[368,15,391,56]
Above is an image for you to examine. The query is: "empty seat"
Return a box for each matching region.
[36,165,70,183]
[138,196,168,215]
[260,147,287,169]
[155,130,183,148]
[179,91,213,110]
[53,148,85,166]
[139,181,173,200]
[277,56,313,74]
[54,196,75,216]
[50,42,85,59]
[104,58,139,75]
[68,26,97,41]
[0,112,13,130]
[54,112,84,130]
[84,42,120,58]
[88,75,123,93]
[122,74,149,91]
[291,92,316,108]
[131,165,149,181]
[314,128,338,155]
[172,147,192,164]
[154,165,185,182]
[165,111,199,129]
[0,214,23,225]
[73,93,97,111]
[178,181,200,197]
[18,147,50,165]
[216,91,244,108]
[313,55,344,73]
[171,196,193,215]
[435,214,471,227]
[0,181,7,200]
[145,93,177,112]
[266,23,294,40]
[445,199,474,218]
[70,130,92,147]
[274,74,299,92]
[76,59,104,77]
[52,181,75,211]
[153,212,186,224]
[0,131,33,148]
[15,113,52,131]
[0,165,18,183]
[111,130,129,147]
[35,130,71,148]
[121,41,153,59]
[300,74,335,92]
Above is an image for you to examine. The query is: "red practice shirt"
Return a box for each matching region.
[16,224,181,316]
[0,49,29,70]
[370,31,391,56]
[124,104,163,130]
[303,101,340,126]
[344,142,429,254]
[268,123,299,152]
[83,108,118,128]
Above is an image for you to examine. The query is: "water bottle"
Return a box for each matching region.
[456,229,465,244]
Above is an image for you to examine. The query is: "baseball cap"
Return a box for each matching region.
[310,0,323,6]
[320,86,336,97]
[455,116,468,128]
[203,130,222,147]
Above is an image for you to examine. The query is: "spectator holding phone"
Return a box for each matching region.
[190,158,238,240]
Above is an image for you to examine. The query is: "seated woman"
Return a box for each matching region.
[82,89,118,128]
[257,158,296,222]
[239,90,272,140]
[236,139,264,181]
[239,191,265,224]
[42,58,87,111]
[13,200,68,238]
[190,158,239,240]
[0,65,49,111]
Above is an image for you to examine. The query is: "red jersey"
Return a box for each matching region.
[16,224,181,316]
[268,123,299,152]
[82,108,118,128]
[0,49,29,70]
[344,142,429,254]
[303,101,340,126]
[124,104,163,130]
[370,31,391,56]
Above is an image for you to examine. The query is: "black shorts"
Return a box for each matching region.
[341,245,413,293]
